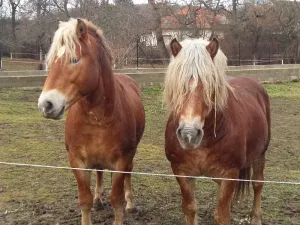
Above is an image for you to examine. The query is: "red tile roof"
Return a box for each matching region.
[161,7,226,30]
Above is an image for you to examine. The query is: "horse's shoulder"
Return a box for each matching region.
[226,77,270,119]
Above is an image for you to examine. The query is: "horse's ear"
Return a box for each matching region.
[76,19,87,40]
[206,37,219,59]
[170,38,182,57]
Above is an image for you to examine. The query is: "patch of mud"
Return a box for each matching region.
[1,191,220,225]
[1,192,289,225]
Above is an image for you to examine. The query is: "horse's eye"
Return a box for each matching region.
[70,58,79,64]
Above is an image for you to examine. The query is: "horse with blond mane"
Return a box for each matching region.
[37,18,145,225]
[163,38,270,225]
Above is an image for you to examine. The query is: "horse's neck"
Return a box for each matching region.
[202,108,227,146]
[85,66,117,118]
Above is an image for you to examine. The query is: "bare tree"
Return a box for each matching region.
[16,0,59,61]
[8,0,21,51]
[148,0,169,59]
[222,1,290,64]
[272,0,300,63]
[99,1,149,67]
[6,0,300,67]
[52,0,70,18]
[165,0,226,40]
[36,0,45,62]
[196,0,224,39]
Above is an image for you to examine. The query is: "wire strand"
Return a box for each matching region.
[1,161,300,185]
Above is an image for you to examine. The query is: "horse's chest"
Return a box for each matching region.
[66,124,136,168]
[200,156,230,178]
[174,148,236,178]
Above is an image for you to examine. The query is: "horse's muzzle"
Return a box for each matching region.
[38,89,66,120]
[176,119,203,150]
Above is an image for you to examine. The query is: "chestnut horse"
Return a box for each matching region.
[163,38,270,225]
[37,18,145,225]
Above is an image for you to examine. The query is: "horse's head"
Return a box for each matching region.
[38,18,107,120]
[164,38,229,150]
[176,80,209,150]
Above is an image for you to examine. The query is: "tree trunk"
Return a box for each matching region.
[11,6,16,51]
[37,0,42,61]
[231,0,239,65]
[148,0,169,59]
[252,34,260,65]
[296,39,299,64]
[232,0,237,20]
[9,0,20,52]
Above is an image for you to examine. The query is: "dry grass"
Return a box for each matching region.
[1,58,42,71]
[0,83,300,224]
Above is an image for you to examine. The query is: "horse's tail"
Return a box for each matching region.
[265,93,271,154]
[234,166,251,200]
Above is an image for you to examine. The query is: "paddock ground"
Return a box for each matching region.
[0,83,300,225]
[1,58,42,71]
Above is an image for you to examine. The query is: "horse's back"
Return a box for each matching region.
[228,77,270,163]
[115,73,141,97]
[229,76,269,101]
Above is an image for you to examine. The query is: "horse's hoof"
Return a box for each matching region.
[93,198,104,211]
[125,207,137,214]
[113,222,123,225]
[250,218,262,225]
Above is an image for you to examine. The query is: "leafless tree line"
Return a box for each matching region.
[165,0,300,64]
[0,0,300,67]
[0,0,152,64]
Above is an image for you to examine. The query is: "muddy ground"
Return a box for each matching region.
[0,83,300,225]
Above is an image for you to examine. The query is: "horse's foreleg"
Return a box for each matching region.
[176,176,197,225]
[94,171,104,210]
[111,161,126,225]
[250,155,265,225]
[70,159,93,225]
[124,163,136,213]
[214,172,238,225]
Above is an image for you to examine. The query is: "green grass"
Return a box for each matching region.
[264,82,300,98]
[0,83,300,224]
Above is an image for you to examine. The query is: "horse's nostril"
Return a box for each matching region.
[196,129,202,137]
[177,128,183,137]
[45,101,53,112]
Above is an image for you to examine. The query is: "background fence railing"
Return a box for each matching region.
[0,53,298,71]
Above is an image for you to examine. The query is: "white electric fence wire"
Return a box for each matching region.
[0,161,300,185]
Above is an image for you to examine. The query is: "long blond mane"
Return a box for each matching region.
[46,18,105,66]
[163,38,231,114]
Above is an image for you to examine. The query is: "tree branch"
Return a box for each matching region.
[294,0,300,11]
[52,0,70,18]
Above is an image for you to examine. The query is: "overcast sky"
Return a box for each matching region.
[132,0,233,5]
